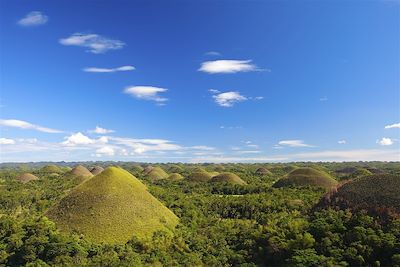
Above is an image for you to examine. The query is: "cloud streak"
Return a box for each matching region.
[18,11,48,26]
[0,119,63,133]
[278,140,314,147]
[385,123,400,129]
[83,65,135,73]
[59,33,125,54]
[124,86,168,103]
[199,60,265,74]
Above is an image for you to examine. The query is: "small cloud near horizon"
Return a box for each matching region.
[59,33,125,54]
[83,66,135,73]
[199,59,267,74]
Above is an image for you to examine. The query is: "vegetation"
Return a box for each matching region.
[0,162,399,266]
[69,165,93,178]
[16,173,39,183]
[274,167,338,190]
[167,173,184,181]
[89,165,104,175]
[46,167,178,244]
[144,166,169,181]
[210,172,247,185]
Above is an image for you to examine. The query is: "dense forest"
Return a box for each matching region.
[0,162,399,266]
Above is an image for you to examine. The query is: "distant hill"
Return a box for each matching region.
[40,164,63,173]
[144,166,168,181]
[46,167,179,244]
[187,170,214,182]
[273,167,338,190]
[318,174,400,219]
[16,173,39,183]
[255,167,271,175]
[210,172,247,185]
[69,165,93,177]
[167,173,184,181]
[90,166,104,175]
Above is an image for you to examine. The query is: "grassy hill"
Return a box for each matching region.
[273,167,338,190]
[319,174,400,218]
[210,172,247,185]
[187,170,214,182]
[40,164,63,173]
[145,166,169,181]
[69,165,93,177]
[255,167,271,175]
[90,166,104,175]
[167,173,184,181]
[16,173,39,183]
[46,166,179,244]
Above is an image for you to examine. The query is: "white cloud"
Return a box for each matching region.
[385,123,400,129]
[199,59,264,74]
[83,65,135,73]
[18,11,48,26]
[62,132,95,146]
[278,140,314,147]
[0,138,15,145]
[377,137,394,146]
[205,51,221,56]
[95,146,115,157]
[124,86,168,103]
[338,140,346,144]
[290,149,399,162]
[0,119,63,133]
[208,89,220,94]
[89,126,115,134]
[59,33,125,54]
[213,91,247,107]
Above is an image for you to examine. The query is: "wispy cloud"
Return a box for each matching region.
[319,96,328,101]
[199,60,265,74]
[59,33,125,54]
[124,86,168,103]
[204,51,221,56]
[0,138,15,145]
[377,137,394,146]
[94,146,115,157]
[212,91,247,107]
[278,140,314,147]
[88,126,115,134]
[338,140,346,144]
[385,123,400,129]
[83,65,135,73]
[18,11,48,26]
[0,119,63,133]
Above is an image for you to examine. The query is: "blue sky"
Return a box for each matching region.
[0,0,399,162]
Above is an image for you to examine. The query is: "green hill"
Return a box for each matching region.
[167,173,184,181]
[210,172,247,185]
[187,170,213,182]
[319,174,400,218]
[90,166,104,175]
[145,166,169,181]
[40,164,63,173]
[46,167,179,244]
[273,167,338,190]
[168,164,184,173]
[16,173,39,183]
[255,167,271,175]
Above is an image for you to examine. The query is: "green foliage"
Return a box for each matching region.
[1,162,399,266]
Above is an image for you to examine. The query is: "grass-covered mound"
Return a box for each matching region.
[168,164,184,173]
[69,165,93,177]
[319,174,400,218]
[145,166,168,181]
[273,167,338,190]
[90,166,104,175]
[210,172,247,185]
[46,167,179,244]
[187,170,213,182]
[40,164,63,173]
[255,167,271,175]
[167,173,184,181]
[16,173,39,183]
